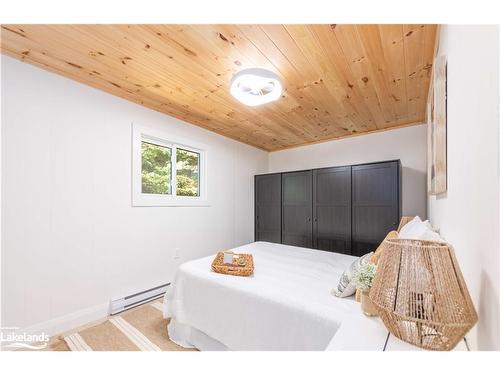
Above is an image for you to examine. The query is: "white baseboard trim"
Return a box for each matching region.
[18,303,109,339]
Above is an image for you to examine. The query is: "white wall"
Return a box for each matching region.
[428,25,500,350]
[268,125,428,219]
[0,56,268,335]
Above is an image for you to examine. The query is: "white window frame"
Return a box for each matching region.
[132,123,208,207]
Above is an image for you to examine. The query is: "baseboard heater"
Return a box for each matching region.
[109,283,170,315]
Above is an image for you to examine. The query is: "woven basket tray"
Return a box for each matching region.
[211,252,254,277]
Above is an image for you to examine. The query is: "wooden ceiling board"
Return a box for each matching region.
[242,25,349,137]
[298,25,380,132]
[136,25,311,145]
[0,24,437,151]
[186,25,317,141]
[258,25,359,139]
[284,25,363,134]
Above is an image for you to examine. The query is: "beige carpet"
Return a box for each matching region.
[48,300,194,351]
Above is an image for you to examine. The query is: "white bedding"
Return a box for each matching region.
[163,241,360,351]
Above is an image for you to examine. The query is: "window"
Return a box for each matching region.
[141,141,172,195]
[175,148,200,197]
[132,124,207,206]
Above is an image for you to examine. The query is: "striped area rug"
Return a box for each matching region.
[59,300,194,351]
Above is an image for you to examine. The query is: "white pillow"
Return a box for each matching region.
[419,227,443,242]
[398,216,443,242]
[423,220,433,230]
[333,252,373,298]
[398,216,426,238]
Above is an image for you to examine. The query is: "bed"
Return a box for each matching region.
[163,241,360,351]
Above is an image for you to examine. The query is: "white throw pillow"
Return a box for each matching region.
[398,216,444,242]
[333,252,373,298]
[423,220,433,230]
[419,227,444,242]
[398,216,426,238]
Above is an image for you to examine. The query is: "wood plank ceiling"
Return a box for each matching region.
[0,24,437,151]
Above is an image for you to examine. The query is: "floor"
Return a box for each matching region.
[43,299,194,351]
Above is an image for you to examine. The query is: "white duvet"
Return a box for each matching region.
[163,241,359,351]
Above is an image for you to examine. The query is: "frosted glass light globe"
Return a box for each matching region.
[230,68,283,106]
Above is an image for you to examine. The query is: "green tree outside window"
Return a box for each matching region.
[176,148,200,197]
[141,142,200,197]
[141,142,171,194]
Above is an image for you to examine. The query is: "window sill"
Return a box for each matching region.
[132,195,210,207]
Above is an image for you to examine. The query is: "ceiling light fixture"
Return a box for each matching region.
[230,68,283,107]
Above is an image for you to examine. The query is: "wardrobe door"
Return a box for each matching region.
[351,161,400,257]
[282,170,313,248]
[313,166,351,254]
[255,174,282,243]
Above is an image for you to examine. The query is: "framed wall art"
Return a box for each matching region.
[427,55,447,195]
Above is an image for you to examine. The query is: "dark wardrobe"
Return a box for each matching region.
[254,160,402,257]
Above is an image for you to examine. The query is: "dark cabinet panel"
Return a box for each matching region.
[255,174,282,243]
[282,170,313,247]
[351,161,400,256]
[313,166,351,254]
